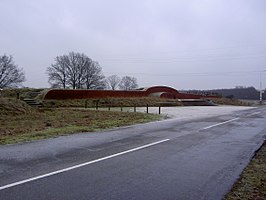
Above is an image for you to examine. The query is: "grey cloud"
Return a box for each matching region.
[0,0,266,89]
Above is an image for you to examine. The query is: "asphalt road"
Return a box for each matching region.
[0,107,265,200]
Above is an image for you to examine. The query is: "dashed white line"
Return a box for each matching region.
[0,139,170,191]
[248,112,261,116]
[202,118,239,130]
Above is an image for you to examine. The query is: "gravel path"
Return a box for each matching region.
[134,106,255,119]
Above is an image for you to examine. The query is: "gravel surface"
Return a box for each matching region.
[134,106,255,119]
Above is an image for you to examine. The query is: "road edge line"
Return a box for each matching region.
[202,118,239,130]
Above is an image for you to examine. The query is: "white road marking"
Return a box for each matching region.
[248,112,261,116]
[0,139,170,191]
[202,118,239,130]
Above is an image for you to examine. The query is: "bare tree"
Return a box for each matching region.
[64,52,92,89]
[106,75,121,90]
[47,52,105,89]
[0,55,25,88]
[119,76,138,90]
[47,56,68,88]
[83,61,105,89]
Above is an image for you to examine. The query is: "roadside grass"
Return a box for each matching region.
[0,99,161,144]
[224,141,266,200]
[211,98,251,106]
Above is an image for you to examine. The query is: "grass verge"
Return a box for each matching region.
[0,105,161,145]
[224,141,266,200]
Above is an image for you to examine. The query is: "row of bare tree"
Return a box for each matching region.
[47,52,138,90]
[105,75,138,90]
[0,52,138,90]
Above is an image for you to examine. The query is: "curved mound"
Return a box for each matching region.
[0,98,32,115]
[144,86,179,95]
[43,85,219,100]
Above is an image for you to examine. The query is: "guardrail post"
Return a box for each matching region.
[146,104,149,113]
[159,106,161,115]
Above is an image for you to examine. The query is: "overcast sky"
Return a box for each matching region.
[1,0,266,90]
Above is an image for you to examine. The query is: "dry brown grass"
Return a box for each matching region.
[0,98,161,144]
[0,88,44,99]
[210,98,251,106]
[42,97,183,108]
[0,98,33,115]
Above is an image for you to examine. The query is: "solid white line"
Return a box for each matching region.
[0,139,170,191]
[202,118,239,130]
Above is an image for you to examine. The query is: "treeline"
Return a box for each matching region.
[0,52,138,90]
[184,86,265,100]
[209,87,265,100]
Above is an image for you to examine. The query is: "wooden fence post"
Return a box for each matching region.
[85,100,88,108]
[96,100,99,110]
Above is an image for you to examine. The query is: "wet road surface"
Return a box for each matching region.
[0,107,265,200]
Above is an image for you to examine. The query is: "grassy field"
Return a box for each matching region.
[0,98,161,144]
[224,142,266,200]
